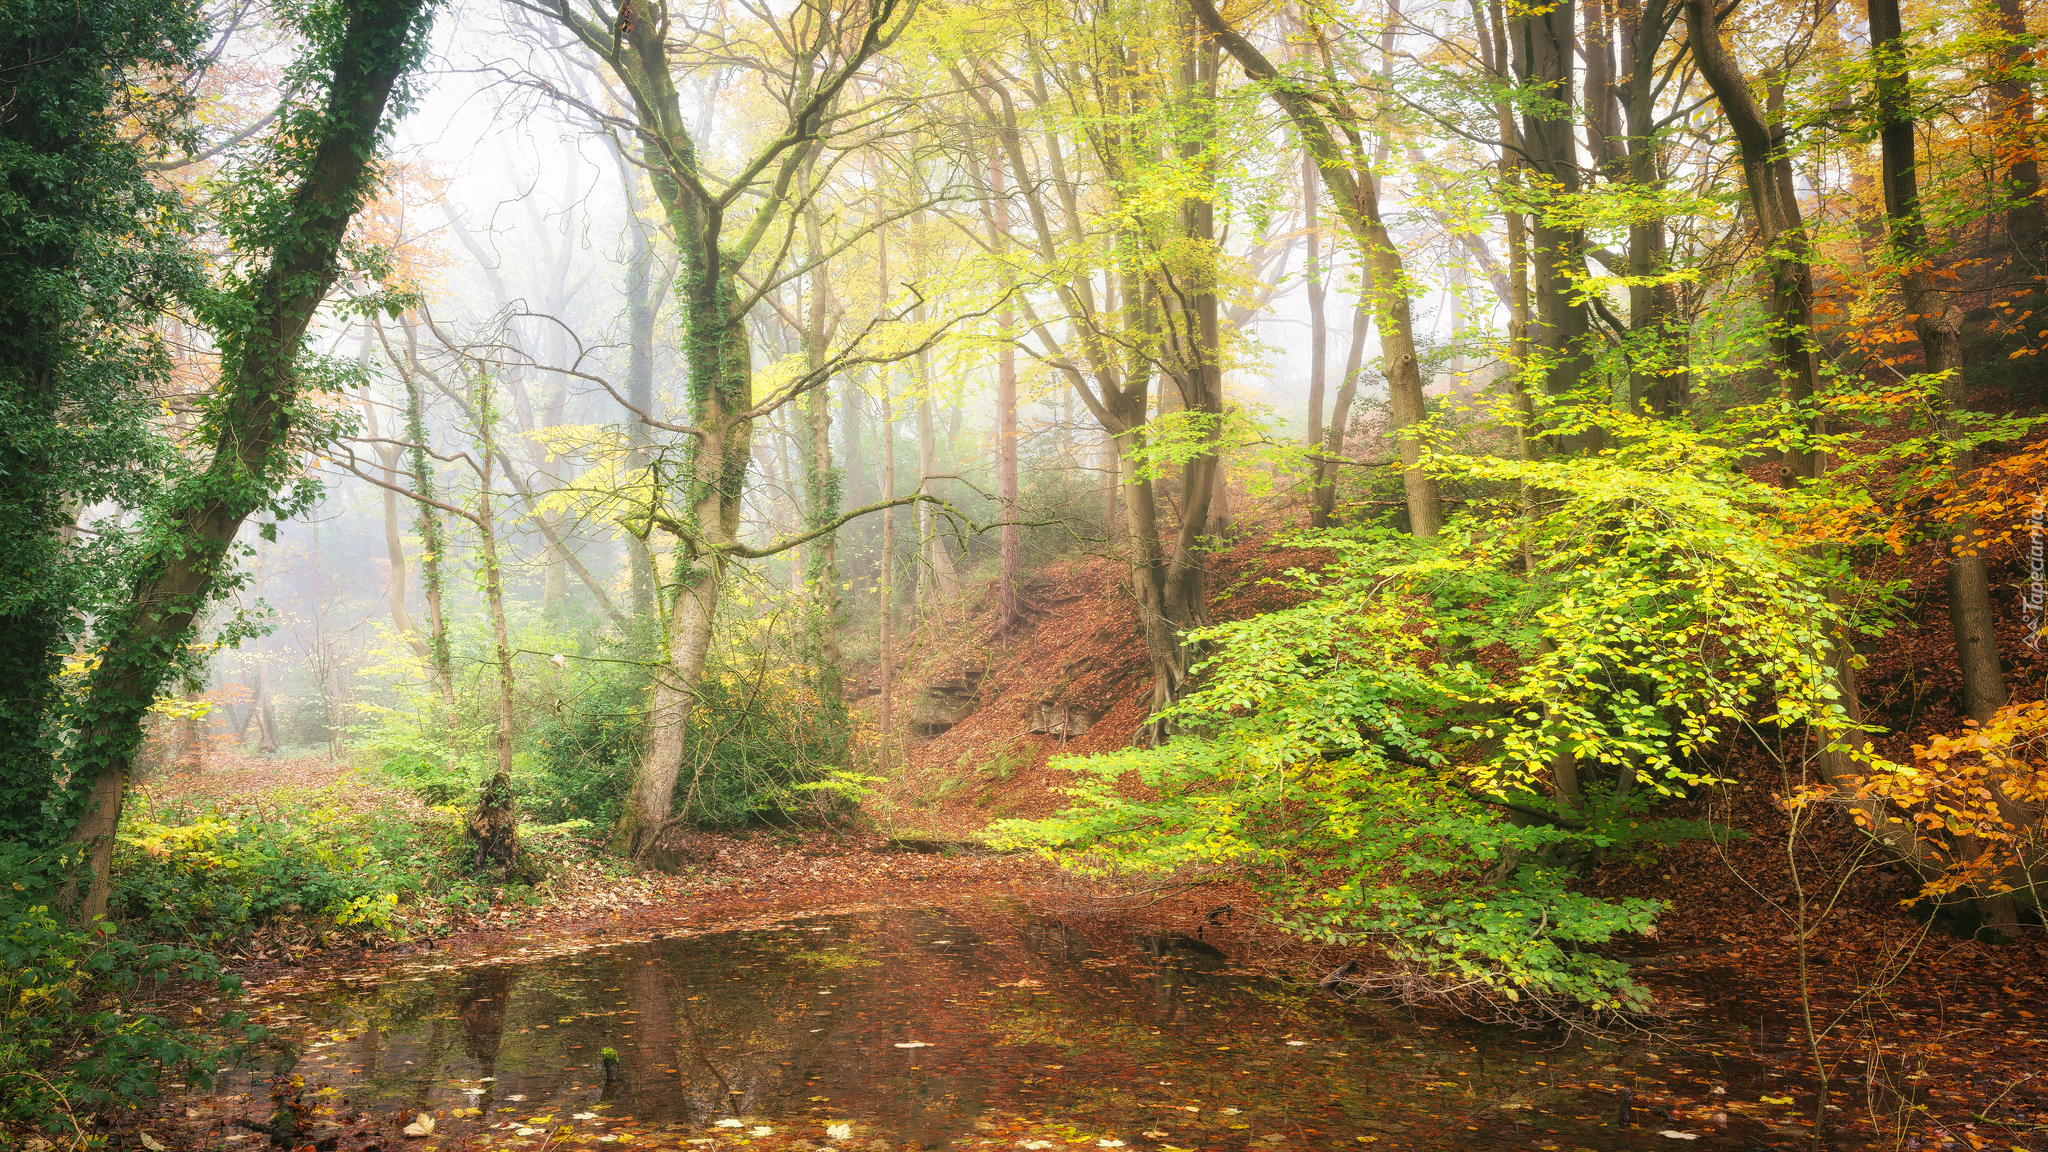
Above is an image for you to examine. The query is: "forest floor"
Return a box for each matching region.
[93,420,2048,1151]
[92,814,2048,1152]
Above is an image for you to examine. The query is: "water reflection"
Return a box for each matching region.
[237,908,1792,1150]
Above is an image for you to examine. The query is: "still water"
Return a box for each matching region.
[234,905,1798,1150]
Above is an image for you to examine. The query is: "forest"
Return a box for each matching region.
[3,0,2047,1144]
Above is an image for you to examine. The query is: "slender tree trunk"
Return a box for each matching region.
[57,0,435,919]
[622,163,661,629]
[1193,0,1439,537]
[1305,151,1338,528]
[1617,0,1683,414]
[992,152,1023,632]
[1477,0,1538,472]
[879,354,897,770]
[1686,0,1822,481]
[400,321,459,717]
[1313,302,1371,527]
[910,213,958,612]
[250,667,279,754]
[802,193,844,699]
[467,390,520,873]
[915,367,958,607]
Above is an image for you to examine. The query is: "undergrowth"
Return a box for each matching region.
[110,787,623,951]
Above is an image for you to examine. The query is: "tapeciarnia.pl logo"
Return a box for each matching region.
[2027,490,2046,653]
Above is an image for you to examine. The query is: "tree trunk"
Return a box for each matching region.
[358,383,431,662]
[467,395,520,874]
[401,321,459,718]
[802,194,844,700]
[1870,0,2007,726]
[1512,0,1597,448]
[622,159,661,629]
[1995,0,2043,250]
[552,0,909,860]
[1190,0,1440,537]
[915,377,958,609]
[58,0,435,920]
[1686,0,1822,480]
[993,153,1023,633]
[879,355,897,770]
[911,216,958,612]
[1313,302,1371,526]
[1616,0,1684,414]
[1305,150,1332,526]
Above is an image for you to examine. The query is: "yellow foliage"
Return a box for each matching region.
[1858,701,2048,899]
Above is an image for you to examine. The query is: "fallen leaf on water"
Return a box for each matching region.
[1098,1140,1125,1147]
[403,1115,437,1138]
[573,1114,599,1121]
[1657,1134,1698,1142]
[894,1041,929,1048]
[139,1133,168,1152]
[1141,1132,1168,1140]
[825,1124,853,1140]
[715,1120,746,1129]
[750,1128,774,1137]
[1759,1095,1793,1105]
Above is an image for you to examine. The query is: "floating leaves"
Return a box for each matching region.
[402,1114,437,1138]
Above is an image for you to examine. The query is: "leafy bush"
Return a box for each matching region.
[361,726,491,806]
[110,798,489,945]
[994,416,1868,1020]
[1,850,263,1131]
[675,657,846,827]
[527,669,644,825]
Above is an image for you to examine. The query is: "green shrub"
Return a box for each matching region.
[1,851,263,1130]
[527,671,644,826]
[361,727,489,806]
[110,800,488,945]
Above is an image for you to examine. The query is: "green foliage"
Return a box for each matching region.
[527,664,647,826]
[994,414,1876,1018]
[0,850,263,1130]
[110,796,492,945]
[367,728,491,807]
[0,0,201,842]
[676,654,848,828]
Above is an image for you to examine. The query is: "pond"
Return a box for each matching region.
[223,905,1808,1151]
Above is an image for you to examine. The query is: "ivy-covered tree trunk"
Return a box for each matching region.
[59,0,437,920]
[467,412,521,873]
[616,276,751,858]
[800,193,845,702]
